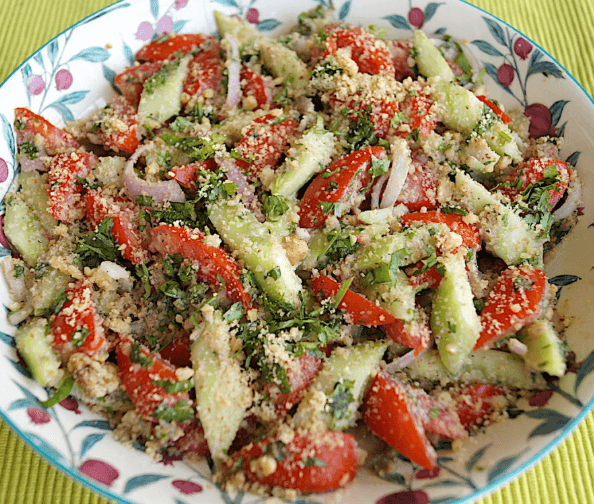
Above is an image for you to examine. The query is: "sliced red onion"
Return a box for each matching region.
[18,154,46,172]
[225,35,241,108]
[385,346,428,374]
[123,144,186,204]
[380,138,411,209]
[371,174,388,210]
[507,337,528,357]
[554,170,582,220]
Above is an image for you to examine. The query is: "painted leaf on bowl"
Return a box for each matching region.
[123,473,171,494]
[574,349,594,393]
[525,409,572,437]
[27,431,66,463]
[487,452,524,484]
[80,433,106,459]
[72,419,113,431]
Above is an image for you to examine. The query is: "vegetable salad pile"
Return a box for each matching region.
[2,5,581,497]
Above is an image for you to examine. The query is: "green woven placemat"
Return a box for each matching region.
[1,1,594,503]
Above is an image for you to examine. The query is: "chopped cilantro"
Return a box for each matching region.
[362,248,410,286]
[13,264,25,278]
[129,342,153,368]
[135,195,154,207]
[152,400,194,422]
[71,326,91,349]
[265,266,282,281]
[151,379,193,394]
[318,200,341,216]
[74,217,120,268]
[327,379,355,427]
[19,141,38,159]
[304,457,328,467]
[262,193,289,222]
[440,206,467,216]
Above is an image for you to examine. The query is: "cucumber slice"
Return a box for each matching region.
[361,269,416,321]
[406,348,547,389]
[14,318,64,387]
[214,11,261,45]
[270,119,335,197]
[432,252,481,374]
[482,122,522,162]
[18,171,57,233]
[138,55,190,128]
[208,198,302,307]
[431,81,483,134]
[413,30,455,81]
[293,341,388,430]
[31,267,70,316]
[3,195,49,266]
[518,320,567,377]
[191,310,252,462]
[259,40,310,97]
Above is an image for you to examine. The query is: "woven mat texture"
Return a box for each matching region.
[1,0,593,503]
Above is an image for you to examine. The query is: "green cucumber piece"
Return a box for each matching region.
[482,122,522,162]
[518,320,567,377]
[214,11,261,45]
[259,40,310,96]
[406,348,547,389]
[92,156,126,190]
[361,269,415,321]
[270,119,335,197]
[3,195,49,266]
[17,171,57,233]
[431,252,481,374]
[413,30,455,81]
[191,310,252,462]
[294,341,388,430]
[208,199,302,307]
[432,81,483,134]
[32,267,71,316]
[14,318,63,387]
[138,55,190,128]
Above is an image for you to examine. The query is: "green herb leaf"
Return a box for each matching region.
[151,379,193,394]
[75,217,120,268]
[38,376,75,409]
[152,399,194,422]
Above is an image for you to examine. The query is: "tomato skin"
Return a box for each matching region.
[476,95,512,124]
[160,335,192,368]
[51,282,108,362]
[116,338,192,421]
[234,114,298,179]
[474,264,547,349]
[136,34,216,62]
[149,224,252,310]
[312,275,396,326]
[364,373,437,470]
[454,384,507,429]
[234,431,358,492]
[390,40,416,81]
[114,61,163,107]
[183,42,224,100]
[409,263,443,291]
[499,158,570,209]
[401,211,481,250]
[267,353,323,414]
[240,67,270,109]
[299,146,386,229]
[48,152,98,223]
[85,190,151,265]
[167,158,218,193]
[412,388,468,440]
[396,94,437,140]
[394,167,438,211]
[86,96,140,156]
[14,107,80,154]
[382,316,431,353]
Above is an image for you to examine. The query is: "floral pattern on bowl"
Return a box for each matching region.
[1,1,594,503]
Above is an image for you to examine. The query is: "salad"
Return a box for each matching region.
[1,5,581,497]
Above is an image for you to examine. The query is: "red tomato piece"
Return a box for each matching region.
[364,373,437,470]
[474,264,547,349]
[86,96,139,156]
[328,27,395,77]
[85,190,150,265]
[149,224,252,310]
[14,107,80,154]
[498,158,570,209]
[476,95,512,124]
[390,41,416,81]
[401,211,481,250]
[267,353,323,414]
[116,338,192,422]
[51,281,108,362]
[233,113,298,179]
[311,275,396,326]
[114,61,164,107]
[454,384,507,429]
[408,263,443,291]
[183,42,224,101]
[382,316,431,353]
[233,430,358,492]
[240,67,271,109]
[160,334,192,368]
[167,158,217,193]
[412,388,468,440]
[299,146,386,229]
[135,33,216,62]
[394,166,438,211]
[48,152,98,222]
[396,93,437,140]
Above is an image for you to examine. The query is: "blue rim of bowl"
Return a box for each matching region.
[1,1,593,503]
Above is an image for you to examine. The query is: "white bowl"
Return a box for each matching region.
[1,1,594,503]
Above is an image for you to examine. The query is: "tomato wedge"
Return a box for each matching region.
[382,315,431,353]
[114,61,163,107]
[396,93,437,140]
[149,224,252,309]
[474,264,547,349]
[364,373,437,470]
[233,430,358,492]
[311,275,396,326]
[116,338,192,422]
[85,190,150,265]
[52,281,108,362]
[299,146,386,229]
[14,107,80,154]
[167,158,218,193]
[413,387,468,440]
[233,113,298,179]
[159,334,192,368]
[241,67,271,109]
[408,263,443,291]
[454,384,507,430]
[48,152,98,222]
[498,158,570,209]
[266,353,323,414]
[136,33,217,62]
[476,95,512,124]
[85,96,139,156]
[401,210,481,250]
[183,41,224,101]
